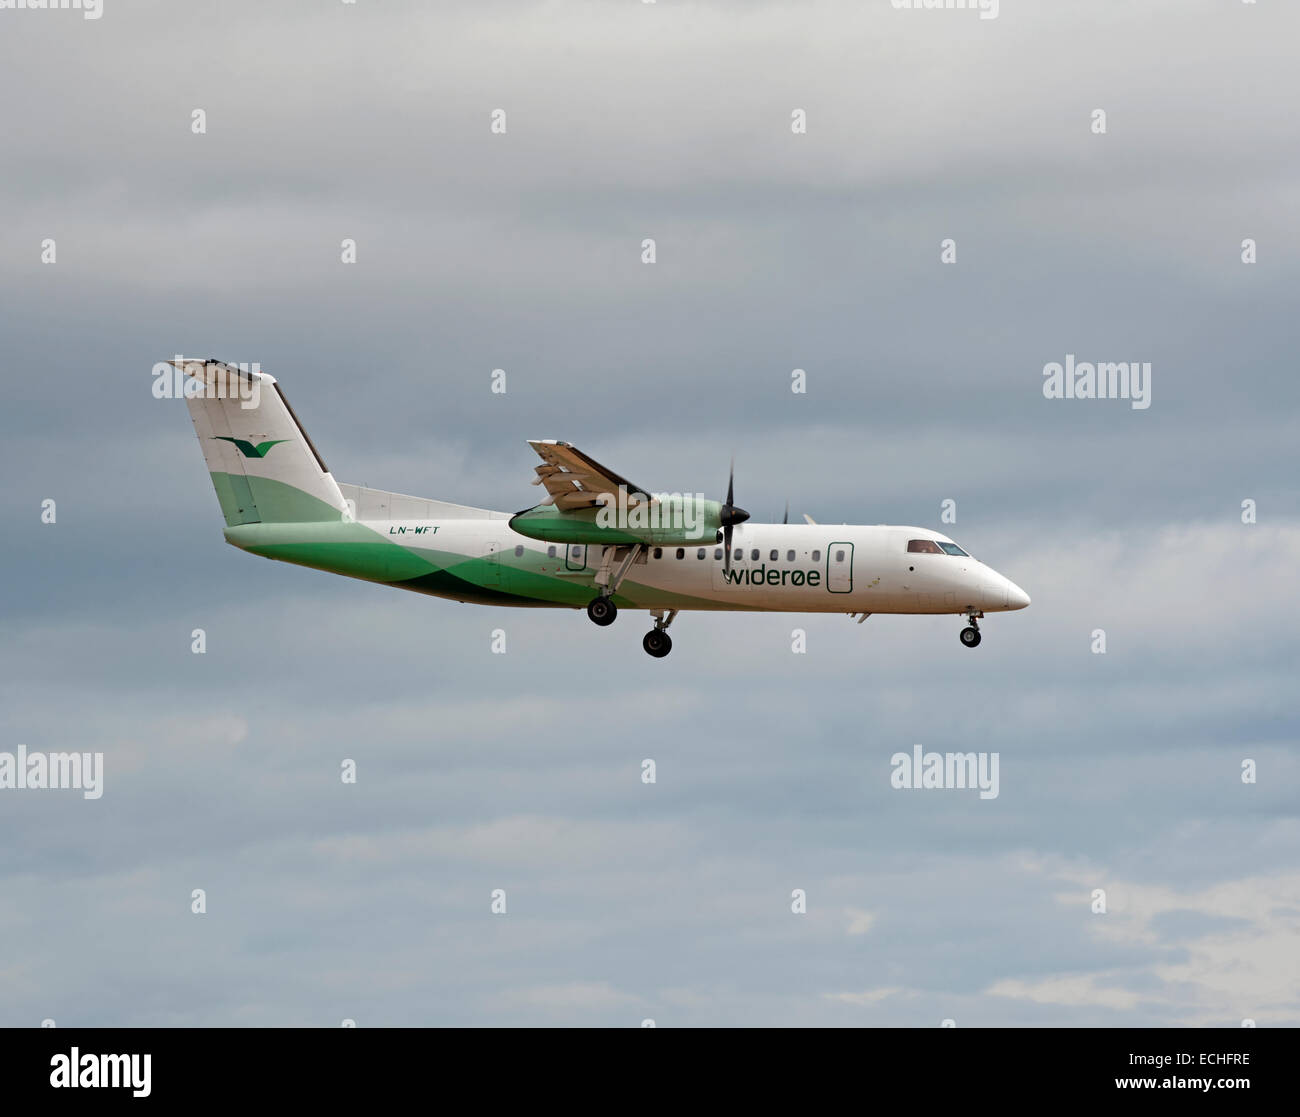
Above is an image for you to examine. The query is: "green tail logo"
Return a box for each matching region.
[213,436,289,458]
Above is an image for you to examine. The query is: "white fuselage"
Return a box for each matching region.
[366,516,1031,615]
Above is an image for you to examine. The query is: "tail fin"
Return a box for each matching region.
[175,358,348,526]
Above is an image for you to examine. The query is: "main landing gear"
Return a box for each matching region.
[586,596,617,626]
[642,610,677,658]
[586,544,644,629]
[959,613,982,648]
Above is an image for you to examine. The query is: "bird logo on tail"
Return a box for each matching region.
[212,437,289,458]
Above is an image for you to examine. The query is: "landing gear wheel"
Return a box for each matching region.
[587,597,617,627]
[959,626,982,648]
[642,630,672,658]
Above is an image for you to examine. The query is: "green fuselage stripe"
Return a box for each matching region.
[221,518,740,611]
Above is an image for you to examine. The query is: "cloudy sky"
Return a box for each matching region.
[2,0,1298,1026]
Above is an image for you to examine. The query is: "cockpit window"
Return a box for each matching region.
[906,539,944,554]
[936,542,969,556]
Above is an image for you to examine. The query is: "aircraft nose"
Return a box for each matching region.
[1006,579,1031,610]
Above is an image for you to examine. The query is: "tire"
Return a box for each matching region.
[643,630,672,657]
[959,626,981,648]
[587,597,617,626]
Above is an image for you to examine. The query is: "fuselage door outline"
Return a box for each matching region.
[827,541,853,593]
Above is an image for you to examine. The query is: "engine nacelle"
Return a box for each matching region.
[509,494,723,547]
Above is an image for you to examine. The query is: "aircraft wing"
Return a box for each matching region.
[526,440,649,511]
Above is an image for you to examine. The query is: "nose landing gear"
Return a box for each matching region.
[642,609,677,657]
[959,612,982,648]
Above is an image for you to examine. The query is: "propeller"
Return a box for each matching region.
[782,500,789,525]
[720,458,750,574]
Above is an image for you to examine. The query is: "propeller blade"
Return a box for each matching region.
[782,500,789,525]
[720,456,747,576]
[718,457,749,529]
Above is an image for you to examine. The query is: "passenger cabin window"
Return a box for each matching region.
[835,550,845,562]
[547,545,557,557]
[514,545,524,557]
[714,548,723,560]
[751,549,759,561]
[653,547,662,559]
[676,548,685,559]
[769,549,778,561]
[787,550,795,562]
[907,539,944,554]
[812,550,820,562]
[734,549,743,562]
[697,548,706,559]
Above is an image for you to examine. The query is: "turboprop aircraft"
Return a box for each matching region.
[173,359,1029,657]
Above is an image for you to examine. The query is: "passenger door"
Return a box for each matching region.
[827,541,853,593]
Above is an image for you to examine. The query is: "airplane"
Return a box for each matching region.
[174,358,1030,657]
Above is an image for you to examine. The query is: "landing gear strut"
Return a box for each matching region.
[587,545,644,627]
[642,610,677,658]
[959,612,982,648]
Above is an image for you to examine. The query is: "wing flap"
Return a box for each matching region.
[526,440,650,511]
